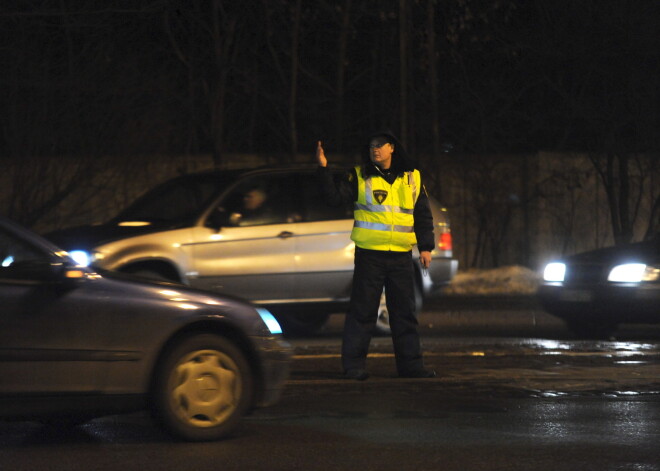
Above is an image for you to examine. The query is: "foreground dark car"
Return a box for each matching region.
[0,217,290,441]
[538,234,660,338]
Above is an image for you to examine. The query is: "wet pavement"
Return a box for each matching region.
[287,296,660,399]
[244,391,660,471]
[288,336,660,398]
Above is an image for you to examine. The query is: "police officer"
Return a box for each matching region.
[316,133,436,380]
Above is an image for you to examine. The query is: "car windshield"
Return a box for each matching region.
[113,172,238,224]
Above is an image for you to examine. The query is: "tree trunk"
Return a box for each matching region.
[399,0,408,144]
[592,154,635,245]
[289,0,302,161]
[427,0,442,200]
[336,0,351,154]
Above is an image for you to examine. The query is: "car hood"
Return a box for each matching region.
[99,269,243,303]
[44,221,184,251]
[566,236,659,265]
[87,269,266,330]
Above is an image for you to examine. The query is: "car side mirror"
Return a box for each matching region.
[2,259,66,282]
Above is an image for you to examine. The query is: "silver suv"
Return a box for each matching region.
[47,166,458,334]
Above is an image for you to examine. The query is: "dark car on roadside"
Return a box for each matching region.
[0,216,291,441]
[45,166,458,335]
[538,234,660,338]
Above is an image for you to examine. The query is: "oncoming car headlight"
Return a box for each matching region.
[68,250,92,267]
[543,262,566,282]
[608,263,660,283]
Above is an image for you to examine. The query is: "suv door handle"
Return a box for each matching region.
[278,231,294,239]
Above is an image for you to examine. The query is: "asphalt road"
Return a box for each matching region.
[1,297,659,471]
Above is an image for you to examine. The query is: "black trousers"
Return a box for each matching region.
[341,248,424,374]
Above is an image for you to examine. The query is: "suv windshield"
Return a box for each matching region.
[114,172,237,224]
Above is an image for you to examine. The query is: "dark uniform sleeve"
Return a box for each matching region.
[413,176,435,253]
[316,166,357,206]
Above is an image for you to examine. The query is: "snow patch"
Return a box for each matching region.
[443,265,542,296]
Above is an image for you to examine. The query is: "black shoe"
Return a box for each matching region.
[399,369,437,378]
[344,369,369,381]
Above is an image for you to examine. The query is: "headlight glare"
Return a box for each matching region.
[69,250,92,267]
[257,308,283,335]
[608,263,656,283]
[543,262,566,282]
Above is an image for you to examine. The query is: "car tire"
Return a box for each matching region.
[151,334,253,441]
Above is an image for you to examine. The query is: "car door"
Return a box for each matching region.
[189,172,299,303]
[291,170,355,301]
[0,227,109,394]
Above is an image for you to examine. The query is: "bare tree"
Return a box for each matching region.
[426,0,440,165]
[588,154,660,245]
[163,0,248,168]
[0,1,156,228]
[335,0,352,154]
[527,0,660,244]
[398,0,409,144]
[288,0,302,160]
[454,155,523,268]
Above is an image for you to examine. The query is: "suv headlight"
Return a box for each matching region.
[608,264,659,283]
[543,262,566,282]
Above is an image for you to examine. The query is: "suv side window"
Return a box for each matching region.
[118,178,220,224]
[216,173,298,227]
[299,170,352,222]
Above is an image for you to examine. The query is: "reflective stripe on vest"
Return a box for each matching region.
[350,166,421,252]
[353,220,415,233]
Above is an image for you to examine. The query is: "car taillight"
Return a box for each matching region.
[438,232,452,251]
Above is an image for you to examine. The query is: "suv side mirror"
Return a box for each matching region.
[206,208,230,231]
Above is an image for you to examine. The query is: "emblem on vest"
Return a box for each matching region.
[373,190,388,204]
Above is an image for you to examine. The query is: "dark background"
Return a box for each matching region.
[2,0,658,161]
[1,0,659,262]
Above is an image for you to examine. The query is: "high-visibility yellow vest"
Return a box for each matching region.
[350,165,421,251]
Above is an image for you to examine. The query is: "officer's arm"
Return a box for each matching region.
[316,140,356,207]
[317,167,357,207]
[413,184,435,254]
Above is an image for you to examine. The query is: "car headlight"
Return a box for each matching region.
[257,308,283,335]
[608,263,659,283]
[68,250,92,267]
[543,262,566,282]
